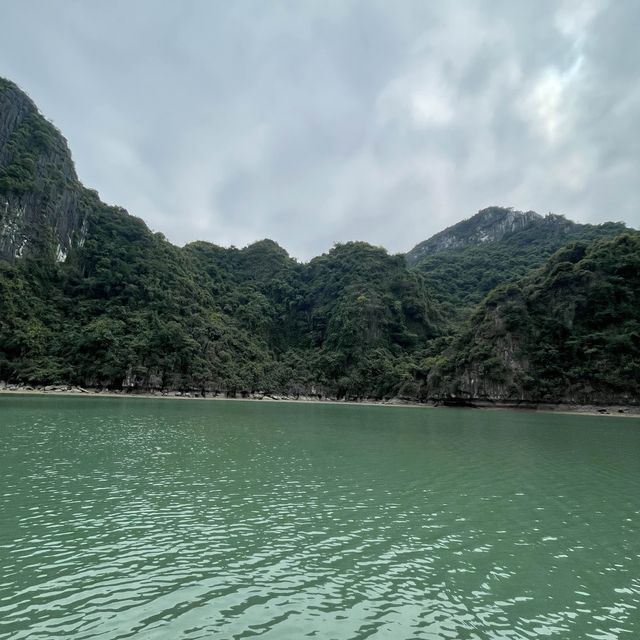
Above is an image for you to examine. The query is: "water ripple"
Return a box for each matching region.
[1,396,639,639]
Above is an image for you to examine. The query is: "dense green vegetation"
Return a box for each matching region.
[411,213,630,322]
[1,77,638,404]
[0,211,441,398]
[430,235,640,403]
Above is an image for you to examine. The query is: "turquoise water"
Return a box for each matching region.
[1,396,639,639]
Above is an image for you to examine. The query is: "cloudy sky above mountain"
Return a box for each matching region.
[1,0,639,259]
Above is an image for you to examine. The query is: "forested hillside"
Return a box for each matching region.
[1,77,638,405]
[428,235,640,404]
[0,203,440,397]
[407,207,631,321]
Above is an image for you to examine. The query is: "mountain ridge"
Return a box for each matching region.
[406,206,542,265]
[406,208,633,323]
[0,77,638,405]
[1,78,634,270]
[405,206,631,267]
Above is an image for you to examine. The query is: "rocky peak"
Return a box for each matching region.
[406,207,542,266]
[0,78,88,263]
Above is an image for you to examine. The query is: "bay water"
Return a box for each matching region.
[1,396,639,639]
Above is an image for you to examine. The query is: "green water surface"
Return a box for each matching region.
[1,396,639,639]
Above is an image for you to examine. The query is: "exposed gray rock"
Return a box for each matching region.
[0,79,89,263]
[406,206,542,266]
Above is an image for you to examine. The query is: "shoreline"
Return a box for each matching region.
[1,387,638,419]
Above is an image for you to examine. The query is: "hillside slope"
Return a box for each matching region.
[0,79,441,398]
[427,235,640,404]
[0,77,637,405]
[407,207,631,320]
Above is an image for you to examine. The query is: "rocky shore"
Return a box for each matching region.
[1,382,639,418]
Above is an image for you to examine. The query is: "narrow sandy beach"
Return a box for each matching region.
[1,388,638,418]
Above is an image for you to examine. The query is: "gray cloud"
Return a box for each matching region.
[1,0,638,259]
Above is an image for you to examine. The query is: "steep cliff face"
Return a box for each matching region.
[406,207,541,265]
[0,78,88,262]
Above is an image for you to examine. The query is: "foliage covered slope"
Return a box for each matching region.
[428,235,640,403]
[0,142,440,398]
[0,77,638,404]
[408,208,630,321]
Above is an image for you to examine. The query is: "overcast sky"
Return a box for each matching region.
[2,1,639,259]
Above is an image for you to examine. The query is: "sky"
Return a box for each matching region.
[2,0,639,260]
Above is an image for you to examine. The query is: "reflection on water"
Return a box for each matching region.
[1,396,639,639]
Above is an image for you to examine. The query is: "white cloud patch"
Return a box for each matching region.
[377,64,455,128]
[521,57,583,144]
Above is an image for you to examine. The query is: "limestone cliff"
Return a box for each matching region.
[406,207,542,266]
[0,78,88,263]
